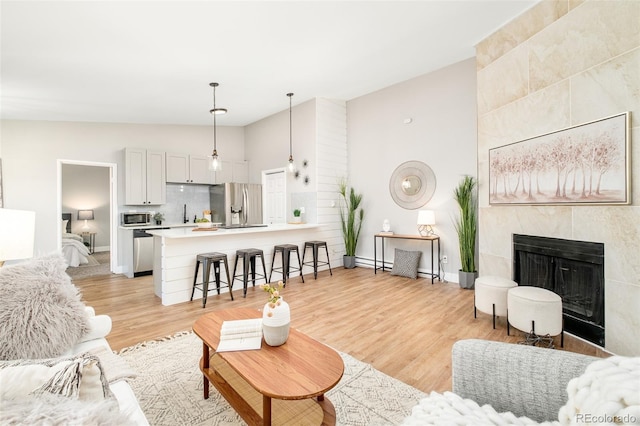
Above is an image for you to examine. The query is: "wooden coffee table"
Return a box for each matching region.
[193,308,344,425]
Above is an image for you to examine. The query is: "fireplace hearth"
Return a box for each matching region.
[513,234,604,346]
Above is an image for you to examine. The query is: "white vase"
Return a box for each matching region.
[262,297,290,346]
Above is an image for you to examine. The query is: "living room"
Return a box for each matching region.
[1,1,639,424]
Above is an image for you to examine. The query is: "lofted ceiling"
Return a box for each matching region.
[1,1,537,127]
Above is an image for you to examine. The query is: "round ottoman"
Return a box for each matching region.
[474,276,518,329]
[507,286,563,347]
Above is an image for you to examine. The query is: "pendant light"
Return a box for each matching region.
[286,92,296,173]
[208,82,227,171]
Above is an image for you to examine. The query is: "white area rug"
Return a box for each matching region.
[118,331,426,425]
[66,252,111,279]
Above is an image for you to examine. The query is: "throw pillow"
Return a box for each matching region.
[0,253,90,360]
[390,249,421,279]
[0,353,112,401]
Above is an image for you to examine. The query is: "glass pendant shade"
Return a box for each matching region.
[208,82,227,171]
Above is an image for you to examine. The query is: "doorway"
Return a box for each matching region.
[262,169,286,224]
[57,160,118,275]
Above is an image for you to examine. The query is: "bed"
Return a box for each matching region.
[61,213,91,267]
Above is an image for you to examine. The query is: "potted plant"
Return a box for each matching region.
[453,176,477,289]
[338,179,364,269]
[292,209,302,223]
[153,212,164,225]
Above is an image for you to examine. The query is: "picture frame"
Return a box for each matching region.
[489,112,630,206]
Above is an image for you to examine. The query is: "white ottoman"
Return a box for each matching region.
[474,276,518,329]
[507,286,563,347]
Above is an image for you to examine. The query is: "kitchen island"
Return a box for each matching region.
[146,224,325,305]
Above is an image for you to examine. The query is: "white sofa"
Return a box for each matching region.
[69,307,149,425]
[0,306,148,425]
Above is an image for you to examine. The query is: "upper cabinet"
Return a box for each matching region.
[166,153,213,184]
[125,148,166,205]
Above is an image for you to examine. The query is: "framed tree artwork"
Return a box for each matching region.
[489,112,630,205]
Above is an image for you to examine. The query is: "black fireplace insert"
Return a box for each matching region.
[513,234,604,346]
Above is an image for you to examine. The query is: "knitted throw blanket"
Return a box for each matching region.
[558,356,640,425]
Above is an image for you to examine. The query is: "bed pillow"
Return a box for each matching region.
[0,253,90,360]
[390,249,421,279]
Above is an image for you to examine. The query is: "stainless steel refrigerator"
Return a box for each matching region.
[209,183,264,227]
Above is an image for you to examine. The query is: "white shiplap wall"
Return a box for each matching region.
[315,98,347,267]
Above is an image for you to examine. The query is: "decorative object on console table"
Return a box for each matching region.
[261,281,290,346]
[453,176,477,289]
[417,210,436,237]
[153,212,164,225]
[0,208,36,267]
[338,178,364,269]
[382,219,391,233]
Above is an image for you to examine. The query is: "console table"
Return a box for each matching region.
[374,233,440,284]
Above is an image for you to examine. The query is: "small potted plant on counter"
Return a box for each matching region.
[292,209,302,223]
[153,212,164,225]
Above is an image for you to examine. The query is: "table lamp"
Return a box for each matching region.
[78,209,94,231]
[0,208,36,267]
[417,210,435,237]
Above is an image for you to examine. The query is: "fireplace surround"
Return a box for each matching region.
[513,234,604,347]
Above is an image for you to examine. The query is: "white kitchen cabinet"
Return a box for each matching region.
[125,148,166,205]
[166,153,213,184]
[212,160,233,184]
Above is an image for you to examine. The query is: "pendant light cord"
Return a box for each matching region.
[287,92,294,162]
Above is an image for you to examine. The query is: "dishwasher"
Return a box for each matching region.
[133,229,164,277]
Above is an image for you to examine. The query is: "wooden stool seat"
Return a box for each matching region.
[191,252,233,308]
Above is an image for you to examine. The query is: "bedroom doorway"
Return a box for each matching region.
[58,160,118,276]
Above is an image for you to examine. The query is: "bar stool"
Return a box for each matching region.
[191,252,233,308]
[232,248,267,297]
[301,241,332,279]
[268,244,304,286]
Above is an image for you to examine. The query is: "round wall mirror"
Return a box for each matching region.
[389,161,436,209]
[401,175,422,196]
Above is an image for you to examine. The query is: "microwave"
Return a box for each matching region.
[121,212,152,227]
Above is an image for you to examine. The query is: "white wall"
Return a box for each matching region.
[244,98,317,221]
[346,58,477,279]
[0,120,244,263]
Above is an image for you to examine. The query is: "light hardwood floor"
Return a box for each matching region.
[74,267,609,393]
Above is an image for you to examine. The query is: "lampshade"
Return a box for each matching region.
[77,210,94,221]
[417,210,435,237]
[0,208,36,266]
[417,210,435,225]
[78,209,94,230]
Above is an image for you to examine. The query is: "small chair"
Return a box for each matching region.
[507,286,564,347]
[474,276,518,329]
[191,252,233,308]
[268,244,304,286]
[301,241,332,279]
[232,248,267,297]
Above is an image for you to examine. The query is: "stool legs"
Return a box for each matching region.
[233,252,267,298]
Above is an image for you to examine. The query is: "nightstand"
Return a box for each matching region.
[81,232,96,254]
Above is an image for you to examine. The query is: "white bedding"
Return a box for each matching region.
[62,233,90,268]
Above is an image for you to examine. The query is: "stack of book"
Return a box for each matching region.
[216,318,263,352]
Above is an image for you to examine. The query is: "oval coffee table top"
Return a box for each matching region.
[193,307,344,400]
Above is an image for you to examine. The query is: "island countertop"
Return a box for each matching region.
[146,223,319,239]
